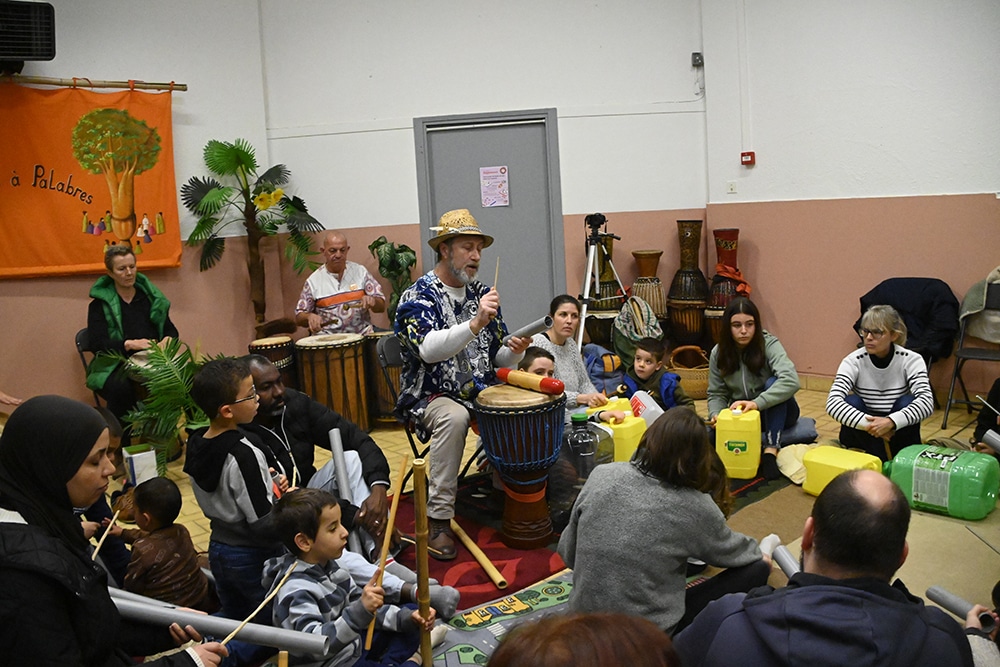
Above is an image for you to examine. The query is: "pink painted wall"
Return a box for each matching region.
[0,224,425,408]
[0,196,995,410]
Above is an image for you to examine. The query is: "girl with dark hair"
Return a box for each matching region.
[707,297,801,479]
[557,408,770,634]
[531,294,609,410]
[0,395,227,666]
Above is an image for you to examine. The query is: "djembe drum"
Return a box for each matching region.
[248,335,297,390]
[667,219,709,344]
[474,385,566,549]
[583,310,618,348]
[364,331,399,427]
[296,333,369,431]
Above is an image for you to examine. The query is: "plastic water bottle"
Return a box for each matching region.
[565,412,600,479]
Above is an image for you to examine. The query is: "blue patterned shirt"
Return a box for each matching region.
[393,270,510,426]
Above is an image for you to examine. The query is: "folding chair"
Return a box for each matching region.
[75,328,102,407]
[376,333,429,483]
[375,333,484,485]
[942,283,1000,428]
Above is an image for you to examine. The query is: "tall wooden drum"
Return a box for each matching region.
[248,336,297,390]
[583,310,618,348]
[364,331,399,427]
[473,385,566,549]
[296,333,369,431]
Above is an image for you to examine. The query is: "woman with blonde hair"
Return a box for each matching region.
[826,304,934,460]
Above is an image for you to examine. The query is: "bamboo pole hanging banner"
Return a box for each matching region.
[0,74,187,91]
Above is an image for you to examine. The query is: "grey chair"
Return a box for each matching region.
[942,283,1000,428]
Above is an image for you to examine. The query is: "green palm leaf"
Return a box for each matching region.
[198,235,226,271]
[204,139,258,177]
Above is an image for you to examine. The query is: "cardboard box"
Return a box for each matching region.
[123,444,158,486]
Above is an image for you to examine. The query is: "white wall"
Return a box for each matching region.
[702,0,1000,202]
[27,0,270,239]
[258,0,709,227]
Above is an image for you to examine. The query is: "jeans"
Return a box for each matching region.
[759,376,800,448]
[209,540,281,667]
[839,394,920,460]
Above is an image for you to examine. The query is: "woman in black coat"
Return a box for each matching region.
[0,395,227,666]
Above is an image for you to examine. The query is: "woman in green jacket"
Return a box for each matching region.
[86,245,178,423]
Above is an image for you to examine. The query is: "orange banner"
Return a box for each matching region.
[0,85,181,278]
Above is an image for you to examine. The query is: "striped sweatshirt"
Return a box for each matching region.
[263,551,414,667]
[826,345,934,431]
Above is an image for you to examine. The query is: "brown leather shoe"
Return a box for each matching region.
[428,518,457,560]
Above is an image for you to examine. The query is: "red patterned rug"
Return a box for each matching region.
[390,495,567,610]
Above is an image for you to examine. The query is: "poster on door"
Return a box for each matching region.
[0,85,181,278]
[480,166,509,208]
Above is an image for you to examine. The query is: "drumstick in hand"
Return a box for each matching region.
[365,455,409,649]
[494,257,500,290]
[91,509,121,561]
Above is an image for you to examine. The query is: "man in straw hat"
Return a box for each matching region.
[394,208,532,559]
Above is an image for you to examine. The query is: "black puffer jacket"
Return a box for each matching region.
[0,518,195,667]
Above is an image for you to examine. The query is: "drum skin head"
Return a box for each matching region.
[477,384,562,409]
[296,333,364,348]
[250,335,292,347]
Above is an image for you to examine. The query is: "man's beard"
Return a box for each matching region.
[447,258,477,286]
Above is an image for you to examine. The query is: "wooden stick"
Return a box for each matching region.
[91,509,121,561]
[365,455,409,649]
[449,519,508,589]
[221,561,297,646]
[399,534,444,556]
[412,459,433,666]
[494,257,500,289]
[277,651,288,667]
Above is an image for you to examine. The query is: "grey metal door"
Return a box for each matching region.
[414,109,564,333]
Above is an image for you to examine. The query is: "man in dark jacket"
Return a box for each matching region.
[674,469,976,667]
[242,355,391,544]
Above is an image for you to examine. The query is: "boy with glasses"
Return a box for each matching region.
[185,357,286,664]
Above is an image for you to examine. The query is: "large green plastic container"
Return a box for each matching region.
[883,445,1000,520]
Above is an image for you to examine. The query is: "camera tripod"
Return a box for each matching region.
[577,213,628,350]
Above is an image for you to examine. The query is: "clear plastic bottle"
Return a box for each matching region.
[566,412,600,479]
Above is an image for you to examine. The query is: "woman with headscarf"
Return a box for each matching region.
[0,395,227,666]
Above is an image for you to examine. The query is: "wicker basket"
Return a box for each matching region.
[668,345,710,399]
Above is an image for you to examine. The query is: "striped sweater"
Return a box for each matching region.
[263,551,414,667]
[826,345,934,431]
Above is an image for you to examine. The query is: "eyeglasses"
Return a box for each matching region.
[231,386,259,404]
[858,328,886,339]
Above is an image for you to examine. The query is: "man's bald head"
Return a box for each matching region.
[320,231,349,274]
[810,469,910,581]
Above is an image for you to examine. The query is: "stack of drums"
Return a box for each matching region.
[667,220,709,345]
[248,335,297,390]
[364,331,400,427]
[707,228,743,344]
[296,333,369,431]
[473,385,566,549]
[631,250,667,319]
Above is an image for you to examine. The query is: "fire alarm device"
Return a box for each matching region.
[741,151,756,166]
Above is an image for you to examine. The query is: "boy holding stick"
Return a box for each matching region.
[264,488,439,667]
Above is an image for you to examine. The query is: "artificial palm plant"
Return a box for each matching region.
[181,138,324,325]
[368,235,417,322]
[116,338,208,474]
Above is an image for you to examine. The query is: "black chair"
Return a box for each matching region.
[854,277,960,410]
[942,283,1000,428]
[375,333,430,481]
[375,333,484,485]
[75,328,102,407]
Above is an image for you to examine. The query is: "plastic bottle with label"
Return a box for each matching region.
[565,412,599,479]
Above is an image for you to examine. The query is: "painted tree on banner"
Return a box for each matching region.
[71,109,161,245]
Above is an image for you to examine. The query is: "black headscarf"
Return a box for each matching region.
[0,395,108,551]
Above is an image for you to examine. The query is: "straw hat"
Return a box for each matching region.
[427,209,494,251]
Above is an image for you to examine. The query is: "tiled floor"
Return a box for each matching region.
[160,386,984,553]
